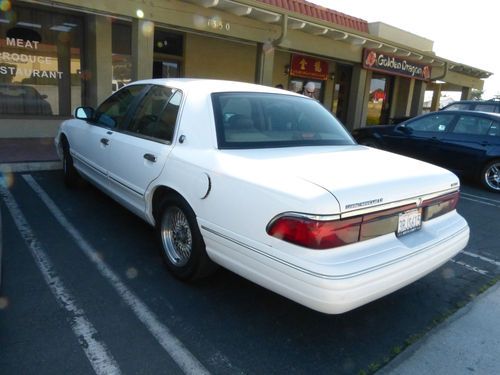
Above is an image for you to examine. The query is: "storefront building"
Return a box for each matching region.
[0,0,492,138]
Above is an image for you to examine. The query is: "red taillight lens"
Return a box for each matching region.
[267,191,460,250]
[267,216,361,250]
[422,191,460,221]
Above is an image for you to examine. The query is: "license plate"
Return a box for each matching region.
[397,208,422,237]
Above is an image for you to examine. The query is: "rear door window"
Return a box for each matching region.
[474,104,499,113]
[452,115,492,135]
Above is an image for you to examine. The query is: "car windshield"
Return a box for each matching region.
[212,92,355,149]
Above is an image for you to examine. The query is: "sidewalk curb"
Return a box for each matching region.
[377,281,500,374]
[0,161,62,173]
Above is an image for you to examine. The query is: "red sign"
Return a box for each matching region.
[363,49,432,81]
[290,54,329,81]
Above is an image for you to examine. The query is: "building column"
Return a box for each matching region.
[430,84,442,112]
[132,19,154,81]
[85,15,112,107]
[346,66,369,130]
[255,42,275,86]
[461,86,472,100]
[410,80,427,116]
[391,77,414,120]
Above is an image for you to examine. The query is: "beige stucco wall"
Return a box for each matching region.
[368,22,434,52]
[272,50,291,88]
[0,119,62,138]
[184,34,256,82]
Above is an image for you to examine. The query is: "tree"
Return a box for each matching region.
[471,89,483,100]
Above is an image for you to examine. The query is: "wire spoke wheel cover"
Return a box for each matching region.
[161,206,193,267]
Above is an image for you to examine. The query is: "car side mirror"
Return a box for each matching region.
[396,124,412,134]
[75,106,95,120]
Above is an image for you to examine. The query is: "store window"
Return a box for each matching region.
[152,29,182,79]
[289,80,322,101]
[367,74,394,125]
[331,64,352,124]
[112,22,132,92]
[0,4,82,116]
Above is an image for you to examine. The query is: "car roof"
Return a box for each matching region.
[419,110,500,119]
[128,78,303,97]
[442,99,500,106]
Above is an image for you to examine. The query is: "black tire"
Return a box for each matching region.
[62,139,80,188]
[359,138,381,148]
[157,195,217,280]
[480,159,500,193]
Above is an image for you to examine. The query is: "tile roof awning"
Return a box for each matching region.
[183,0,492,79]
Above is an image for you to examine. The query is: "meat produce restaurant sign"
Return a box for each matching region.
[363,49,432,81]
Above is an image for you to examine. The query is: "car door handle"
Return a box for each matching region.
[100,138,109,146]
[143,153,157,162]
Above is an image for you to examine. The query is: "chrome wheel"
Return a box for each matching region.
[160,206,193,267]
[484,161,500,192]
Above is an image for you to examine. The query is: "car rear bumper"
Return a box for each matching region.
[201,211,469,314]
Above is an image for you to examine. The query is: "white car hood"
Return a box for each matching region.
[222,146,459,214]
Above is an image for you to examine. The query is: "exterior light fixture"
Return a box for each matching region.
[136,9,144,18]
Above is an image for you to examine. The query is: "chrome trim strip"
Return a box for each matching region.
[201,224,468,280]
[73,154,106,178]
[340,187,459,219]
[73,154,143,197]
[108,176,144,197]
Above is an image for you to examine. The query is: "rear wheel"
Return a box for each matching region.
[480,159,500,192]
[157,195,217,280]
[62,139,80,188]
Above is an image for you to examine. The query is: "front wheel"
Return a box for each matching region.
[157,196,217,280]
[480,160,500,192]
[62,140,80,188]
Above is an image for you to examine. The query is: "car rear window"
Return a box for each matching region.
[211,92,354,149]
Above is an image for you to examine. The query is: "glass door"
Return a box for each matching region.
[367,74,394,125]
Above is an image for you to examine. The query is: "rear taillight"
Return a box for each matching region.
[422,191,460,221]
[267,215,361,249]
[267,191,460,250]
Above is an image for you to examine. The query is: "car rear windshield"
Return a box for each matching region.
[211,92,355,149]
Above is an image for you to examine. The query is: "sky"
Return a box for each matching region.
[307,0,499,99]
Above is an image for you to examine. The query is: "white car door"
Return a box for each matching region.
[106,86,182,215]
[73,85,149,189]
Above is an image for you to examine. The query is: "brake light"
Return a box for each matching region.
[267,191,460,249]
[267,215,361,249]
[422,191,460,221]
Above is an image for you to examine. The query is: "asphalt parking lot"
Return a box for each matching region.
[1,170,499,375]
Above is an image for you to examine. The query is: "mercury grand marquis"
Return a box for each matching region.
[55,79,469,314]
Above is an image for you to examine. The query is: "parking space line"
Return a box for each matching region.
[460,196,499,207]
[462,251,500,267]
[22,174,211,375]
[461,192,500,208]
[449,259,489,276]
[461,192,500,204]
[0,186,122,375]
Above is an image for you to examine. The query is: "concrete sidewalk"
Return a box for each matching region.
[0,138,61,172]
[379,282,500,374]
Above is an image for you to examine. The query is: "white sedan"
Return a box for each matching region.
[55,79,469,314]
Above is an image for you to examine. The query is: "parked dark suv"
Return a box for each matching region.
[441,99,500,113]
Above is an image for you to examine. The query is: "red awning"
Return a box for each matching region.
[256,0,369,33]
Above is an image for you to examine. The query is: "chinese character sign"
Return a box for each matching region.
[290,54,329,81]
